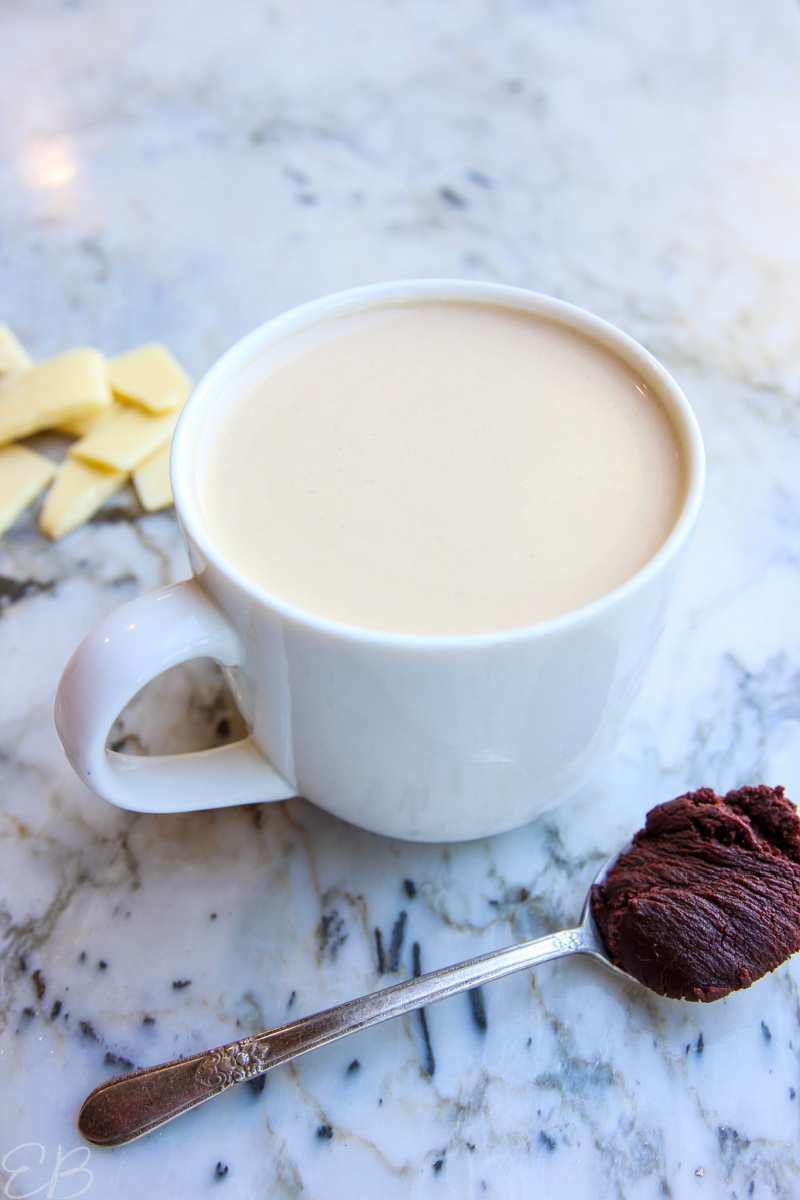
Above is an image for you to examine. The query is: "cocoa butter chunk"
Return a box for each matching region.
[0,444,56,535]
[591,786,800,1002]
[0,323,33,376]
[69,401,179,473]
[132,442,172,511]
[108,344,191,413]
[0,347,111,443]
[39,457,127,539]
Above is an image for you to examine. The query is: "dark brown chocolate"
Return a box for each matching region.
[591,786,800,1001]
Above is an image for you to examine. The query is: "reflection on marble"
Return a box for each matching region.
[2,1,800,1197]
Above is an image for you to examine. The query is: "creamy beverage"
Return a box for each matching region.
[201,301,685,636]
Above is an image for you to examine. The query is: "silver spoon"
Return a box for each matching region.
[78,856,629,1147]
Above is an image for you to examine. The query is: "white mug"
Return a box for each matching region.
[55,281,704,842]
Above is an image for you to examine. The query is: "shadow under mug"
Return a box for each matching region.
[55,281,705,842]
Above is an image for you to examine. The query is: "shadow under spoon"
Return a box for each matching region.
[79,857,629,1147]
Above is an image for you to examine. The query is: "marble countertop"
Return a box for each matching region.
[2,2,800,1197]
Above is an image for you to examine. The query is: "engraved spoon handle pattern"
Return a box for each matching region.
[79,916,611,1146]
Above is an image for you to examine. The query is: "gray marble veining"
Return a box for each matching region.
[2,1,800,1197]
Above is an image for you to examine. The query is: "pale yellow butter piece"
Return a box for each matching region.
[108,344,192,414]
[0,348,111,444]
[132,443,173,512]
[69,402,179,473]
[39,458,126,539]
[0,444,56,536]
[0,324,33,377]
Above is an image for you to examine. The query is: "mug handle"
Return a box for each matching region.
[54,579,296,814]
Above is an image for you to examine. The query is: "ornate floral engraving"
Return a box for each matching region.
[195,1037,272,1089]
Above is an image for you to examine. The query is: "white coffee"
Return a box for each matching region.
[202,301,685,635]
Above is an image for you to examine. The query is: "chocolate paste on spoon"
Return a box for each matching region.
[591,785,800,1001]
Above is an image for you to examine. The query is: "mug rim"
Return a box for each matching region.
[171,279,705,648]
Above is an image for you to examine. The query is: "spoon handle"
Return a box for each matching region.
[79,925,591,1146]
